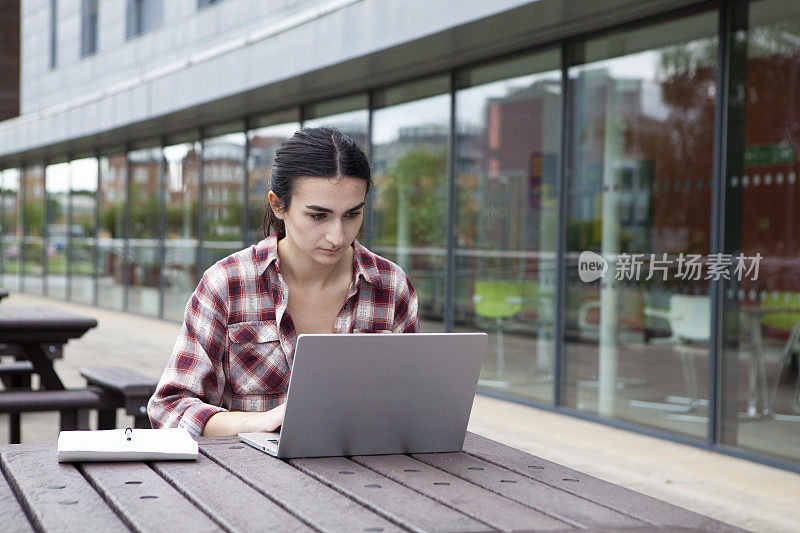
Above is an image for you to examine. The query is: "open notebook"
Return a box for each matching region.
[57,428,198,462]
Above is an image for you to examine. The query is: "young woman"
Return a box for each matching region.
[148,127,420,437]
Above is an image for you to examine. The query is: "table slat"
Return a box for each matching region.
[353,454,572,531]
[201,442,406,533]
[80,461,221,533]
[153,451,314,533]
[291,456,491,533]
[0,461,35,533]
[414,451,641,528]
[0,444,127,532]
[462,433,744,531]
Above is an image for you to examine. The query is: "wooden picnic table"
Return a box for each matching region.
[0,432,742,532]
[0,305,98,390]
[0,306,98,443]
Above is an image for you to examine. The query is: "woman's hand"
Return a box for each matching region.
[202,403,286,436]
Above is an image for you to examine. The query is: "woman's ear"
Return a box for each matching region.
[267,190,285,220]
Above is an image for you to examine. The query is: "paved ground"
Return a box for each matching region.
[2,292,799,532]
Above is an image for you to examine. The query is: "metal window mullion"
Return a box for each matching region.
[554,41,573,408]
[0,167,4,278]
[92,153,100,307]
[66,156,73,301]
[364,91,375,250]
[19,166,25,292]
[444,73,457,333]
[242,118,250,248]
[709,0,748,447]
[42,162,48,297]
[123,146,131,311]
[196,135,205,284]
[158,140,167,319]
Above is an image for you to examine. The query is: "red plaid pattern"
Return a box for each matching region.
[148,235,421,436]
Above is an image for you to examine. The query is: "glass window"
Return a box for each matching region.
[127,145,162,317]
[98,152,126,310]
[49,0,57,69]
[718,0,800,465]
[163,138,200,321]
[21,165,45,294]
[0,168,21,290]
[80,0,98,57]
[455,48,561,401]
[45,161,70,299]
[69,157,98,305]
[201,126,245,271]
[247,111,299,244]
[372,76,451,333]
[564,12,718,439]
[126,0,162,39]
[303,94,370,152]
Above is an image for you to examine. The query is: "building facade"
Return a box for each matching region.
[1,0,799,470]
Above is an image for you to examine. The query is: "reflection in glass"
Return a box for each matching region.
[201,132,245,271]
[127,146,162,316]
[22,165,45,294]
[372,78,450,332]
[303,95,369,154]
[721,0,800,465]
[564,13,717,439]
[163,141,200,321]
[45,162,70,299]
[455,49,561,401]
[0,168,21,290]
[98,153,126,310]
[69,158,98,305]
[247,121,298,244]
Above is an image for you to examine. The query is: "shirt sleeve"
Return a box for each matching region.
[147,267,230,437]
[392,272,421,333]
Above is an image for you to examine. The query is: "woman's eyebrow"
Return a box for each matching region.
[306,202,365,213]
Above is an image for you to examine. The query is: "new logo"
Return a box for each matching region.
[578,251,608,282]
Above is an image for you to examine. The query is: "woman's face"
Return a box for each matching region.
[272,176,367,265]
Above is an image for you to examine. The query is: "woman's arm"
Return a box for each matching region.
[202,403,285,436]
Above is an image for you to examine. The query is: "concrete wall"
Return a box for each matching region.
[1,0,701,163]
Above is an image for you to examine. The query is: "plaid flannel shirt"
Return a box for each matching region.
[148,235,421,436]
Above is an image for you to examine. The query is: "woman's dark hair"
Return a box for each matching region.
[263,126,372,239]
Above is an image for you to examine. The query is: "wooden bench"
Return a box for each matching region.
[0,361,36,443]
[80,367,158,430]
[0,387,109,442]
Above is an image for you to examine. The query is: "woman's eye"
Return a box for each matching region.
[310,213,326,220]
[345,212,362,219]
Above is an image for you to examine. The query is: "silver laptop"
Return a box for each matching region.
[238,332,487,458]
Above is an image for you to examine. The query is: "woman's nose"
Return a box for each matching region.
[326,219,346,246]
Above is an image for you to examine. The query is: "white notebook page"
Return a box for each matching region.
[57,428,198,462]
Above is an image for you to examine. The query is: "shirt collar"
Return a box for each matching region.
[255,234,382,288]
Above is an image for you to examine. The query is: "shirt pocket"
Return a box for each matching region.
[226,321,290,396]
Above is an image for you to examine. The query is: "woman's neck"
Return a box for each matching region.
[276,237,353,289]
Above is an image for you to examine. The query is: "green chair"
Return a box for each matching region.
[473,281,522,376]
